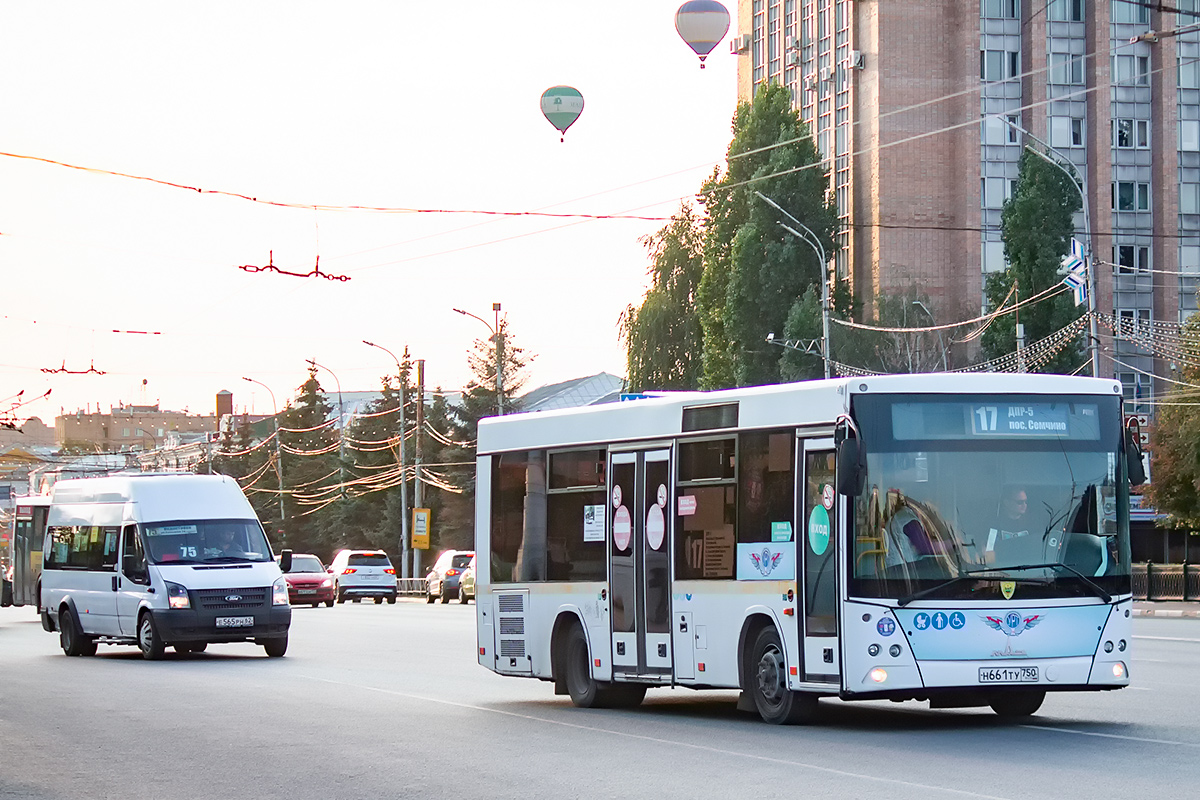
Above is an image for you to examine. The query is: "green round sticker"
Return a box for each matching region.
[808,505,830,556]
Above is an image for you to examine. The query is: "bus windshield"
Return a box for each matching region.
[142,519,273,565]
[849,393,1131,602]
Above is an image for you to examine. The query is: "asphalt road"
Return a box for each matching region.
[1,600,1198,799]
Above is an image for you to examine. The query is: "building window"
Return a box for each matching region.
[1049,52,1083,85]
[1118,372,1150,414]
[1113,181,1150,211]
[1113,118,1150,148]
[1112,54,1150,85]
[983,240,1008,273]
[981,49,1019,82]
[1117,308,1151,341]
[982,177,1016,208]
[981,0,1017,18]
[1111,0,1150,24]
[1182,120,1200,152]
[1048,0,1084,21]
[1182,183,1200,215]
[1051,117,1085,148]
[1181,53,1200,90]
[1182,244,1200,275]
[122,427,130,438]
[1114,244,1150,274]
[1006,114,1020,142]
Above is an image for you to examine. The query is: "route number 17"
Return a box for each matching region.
[975,406,998,432]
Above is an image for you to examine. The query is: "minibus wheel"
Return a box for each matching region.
[137,612,165,660]
[59,608,96,657]
[262,636,288,657]
[749,627,817,725]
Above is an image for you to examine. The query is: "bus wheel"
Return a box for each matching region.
[990,690,1045,718]
[137,612,165,660]
[565,625,603,708]
[750,627,817,725]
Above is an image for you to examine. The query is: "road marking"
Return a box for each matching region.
[1134,635,1200,644]
[1021,725,1200,748]
[305,676,1013,800]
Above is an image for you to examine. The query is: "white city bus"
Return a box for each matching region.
[473,373,1142,724]
[8,495,51,609]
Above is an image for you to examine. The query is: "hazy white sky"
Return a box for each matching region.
[0,1,737,422]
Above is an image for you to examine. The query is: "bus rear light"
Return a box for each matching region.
[698,663,706,672]
[1113,662,1126,679]
[870,668,888,683]
[783,608,794,616]
[594,659,601,667]
[479,647,486,655]
[789,666,798,676]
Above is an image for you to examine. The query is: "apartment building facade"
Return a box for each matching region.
[55,404,218,452]
[735,0,1199,410]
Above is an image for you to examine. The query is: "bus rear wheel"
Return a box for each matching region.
[750,627,817,725]
[563,624,645,709]
[990,690,1045,718]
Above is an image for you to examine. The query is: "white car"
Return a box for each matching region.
[327,549,397,604]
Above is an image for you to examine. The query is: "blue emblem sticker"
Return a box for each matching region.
[876,617,895,636]
[949,611,966,629]
[914,612,930,630]
[932,612,948,630]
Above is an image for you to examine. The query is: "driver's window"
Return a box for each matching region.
[122,525,149,584]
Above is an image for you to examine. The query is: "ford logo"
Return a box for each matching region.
[225,594,242,602]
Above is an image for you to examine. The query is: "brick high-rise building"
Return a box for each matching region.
[735,0,1197,409]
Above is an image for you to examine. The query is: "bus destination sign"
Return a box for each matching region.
[971,403,1070,436]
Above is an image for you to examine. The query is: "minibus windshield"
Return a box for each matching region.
[142,519,274,564]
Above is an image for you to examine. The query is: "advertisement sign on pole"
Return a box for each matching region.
[412,508,431,550]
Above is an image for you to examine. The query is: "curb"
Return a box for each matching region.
[1132,607,1200,618]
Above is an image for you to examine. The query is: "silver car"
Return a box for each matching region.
[426,550,474,604]
[328,549,398,604]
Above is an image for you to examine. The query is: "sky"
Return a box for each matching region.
[0,1,738,424]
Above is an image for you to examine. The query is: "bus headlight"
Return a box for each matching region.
[272,577,289,606]
[867,644,880,657]
[165,581,190,610]
[1113,662,1126,679]
[870,668,888,683]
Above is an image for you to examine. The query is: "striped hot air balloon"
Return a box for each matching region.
[674,1,730,69]
[540,86,584,143]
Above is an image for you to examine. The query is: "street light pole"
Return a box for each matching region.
[453,305,505,414]
[753,191,831,379]
[998,117,1099,378]
[306,359,347,498]
[363,340,410,579]
[911,300,948,371]
[242,376,285,543]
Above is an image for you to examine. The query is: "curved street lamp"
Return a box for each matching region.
[453,303,505,414]
[242,376,285,539]
[363,340,411,578]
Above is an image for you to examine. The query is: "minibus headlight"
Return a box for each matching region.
[272,577,290,606]
[165,581,190,610]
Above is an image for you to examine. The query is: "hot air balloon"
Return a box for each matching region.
[540,86,584,142]
[675,1,730,69]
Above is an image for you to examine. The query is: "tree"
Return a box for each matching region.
[621,203,705,390]
[981,148,1085,373]
[697,81,838,389]
[276,366,337,556]
[1146,315,1200,527]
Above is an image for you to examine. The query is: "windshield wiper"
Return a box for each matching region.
[897,576,978,607]
[993,562,1112,602]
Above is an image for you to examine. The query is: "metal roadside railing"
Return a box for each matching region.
[397,578,427,597]
[1134,563,1200,601]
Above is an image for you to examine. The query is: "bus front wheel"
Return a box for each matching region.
[990,690,1045,718]
[750,627,817,725]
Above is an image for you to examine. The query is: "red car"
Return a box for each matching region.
[280,553,336,607]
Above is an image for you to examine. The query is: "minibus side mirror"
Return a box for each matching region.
[836,438,866,497]
[279,549,293,573]
[1125,430,1146,487]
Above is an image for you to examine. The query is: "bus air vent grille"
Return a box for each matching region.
[497,594,524,613]
[499,617,525,636]
[499,639,526,658]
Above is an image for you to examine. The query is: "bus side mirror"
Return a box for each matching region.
[836,439,866,497]
[1124,430,1146,487]
[279,549,293,573]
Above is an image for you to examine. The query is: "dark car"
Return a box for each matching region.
[426,550,474,603]
[279,553,335,607]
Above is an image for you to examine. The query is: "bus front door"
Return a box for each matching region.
[608,448,672,680]
[799,439,841,685]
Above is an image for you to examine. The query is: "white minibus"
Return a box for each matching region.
[40,473,292,659]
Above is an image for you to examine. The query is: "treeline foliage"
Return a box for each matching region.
[1146,315,1200,527]
[623,82,838,391]
[207,326,531,566]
